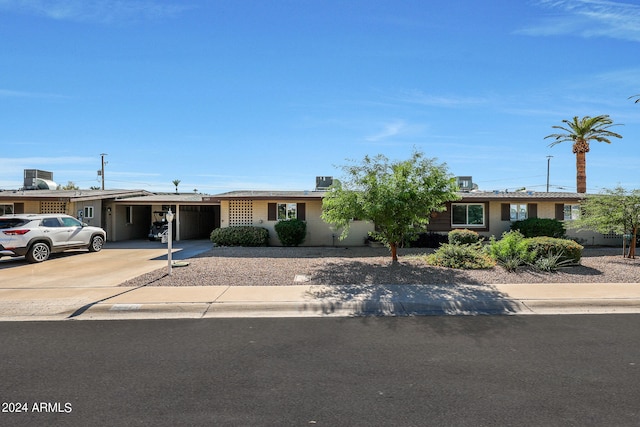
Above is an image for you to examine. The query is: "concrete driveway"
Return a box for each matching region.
[0,240,213,319]
[0,239,213,288]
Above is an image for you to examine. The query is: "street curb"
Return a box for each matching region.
[519,299,640,314]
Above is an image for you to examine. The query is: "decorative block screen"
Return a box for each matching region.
[40,201,66,214]
[229,200,253,226]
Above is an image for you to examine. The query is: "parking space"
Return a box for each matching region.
[0,240,212,289]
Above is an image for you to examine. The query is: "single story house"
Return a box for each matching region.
[1,187,622,246]
[215,189,620,247]
[428,190,617,246]
[215,190,374,247]
[0,188,151,233]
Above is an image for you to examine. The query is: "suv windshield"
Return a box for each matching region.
[0,218,29,229]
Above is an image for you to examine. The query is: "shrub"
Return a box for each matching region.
[524,236,583,264]
[274,219,307,246]
[426,243,495,269]
[511,218,565,238]
[448,229,480,245]
[210,226,269,247]
[534,249,576,272]
[486,230,536,271]
[410,232,448,248]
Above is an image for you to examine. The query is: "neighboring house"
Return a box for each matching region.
[0,189,151,240]
[215,190,374,246]
[428,191,620,246]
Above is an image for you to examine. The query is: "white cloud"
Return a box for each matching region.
[0,0,192,24]
[0,88,67,99]
[397,90,488,108]
[365,120,409,142]
[520,0,640,42]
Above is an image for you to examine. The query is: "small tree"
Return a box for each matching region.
[58,181,80,190]
[321,150,460,262]
[172,179,181,194]
[569,187,640,258]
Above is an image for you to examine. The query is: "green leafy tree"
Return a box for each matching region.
[569,187,640,259]
[545,115,622,193]
[58,181,80,190]
[321,151,460,262]
[172,179,181,194]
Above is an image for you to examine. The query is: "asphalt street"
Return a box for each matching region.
[1,315,640,426]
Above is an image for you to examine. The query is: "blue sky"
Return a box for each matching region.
[1,0,639,194]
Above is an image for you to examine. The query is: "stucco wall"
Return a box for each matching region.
[482,201,621,246]
[220,199,374,246]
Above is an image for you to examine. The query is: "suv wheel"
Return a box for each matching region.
[89,235,104,252]
[26,242,50,263]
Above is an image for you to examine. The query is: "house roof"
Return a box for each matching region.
[213,190,326,200]
[458,191,585,202]
[0,189,152,202]
[115,193,219,204]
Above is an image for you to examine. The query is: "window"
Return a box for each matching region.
[268,203,306,221]
[61,217,82,227]
[126,206,133,224]
[42,218,62,227]
[564,204,580,220]
[510,204,528,221]
[277,203,297,220]
[0,204,13,215]
[84,206,94,219]
[452,203,484,227]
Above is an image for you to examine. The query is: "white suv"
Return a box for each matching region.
[0,214,106,263]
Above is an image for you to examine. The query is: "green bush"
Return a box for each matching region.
[274,219,307,246]
[448,229,480,245]
[426,243,495,269]
[511,218,566,238]
[534,249,577,272]
[210,226,269,247]
[524,236,583,264]
[486,231,536,271]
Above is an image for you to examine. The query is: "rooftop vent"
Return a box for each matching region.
[456,176,476,192]
[315,176,333,191]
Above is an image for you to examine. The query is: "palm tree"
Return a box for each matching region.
[545,115,622,193]
[630,94,640,103]
[172,179,181,194]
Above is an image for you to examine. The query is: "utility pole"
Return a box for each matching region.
[546,155,553,192]
[100,153,108,190]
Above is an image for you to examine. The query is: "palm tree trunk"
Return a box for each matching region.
[576,151,587,193]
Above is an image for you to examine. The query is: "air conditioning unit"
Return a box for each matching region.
[315,176,333,191]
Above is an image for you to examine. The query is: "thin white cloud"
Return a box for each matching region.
[0,88,67,99]
[365,120,409,142]
[520,0,640,42]
[397,90,488,108]
[0,0,192,24]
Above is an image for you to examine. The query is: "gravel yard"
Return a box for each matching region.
[120,246,640,287]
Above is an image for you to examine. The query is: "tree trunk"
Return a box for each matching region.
[628,226,637,259]
[390,242,398,262]
[576,151,587,193]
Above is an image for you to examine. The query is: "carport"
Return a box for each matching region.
[108,194,220,242]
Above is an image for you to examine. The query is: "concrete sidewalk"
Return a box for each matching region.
[2,282,640,321]
[2,239,640,321]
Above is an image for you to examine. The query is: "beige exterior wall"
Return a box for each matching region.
[220,199,374,246]
[481,200,621,246]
